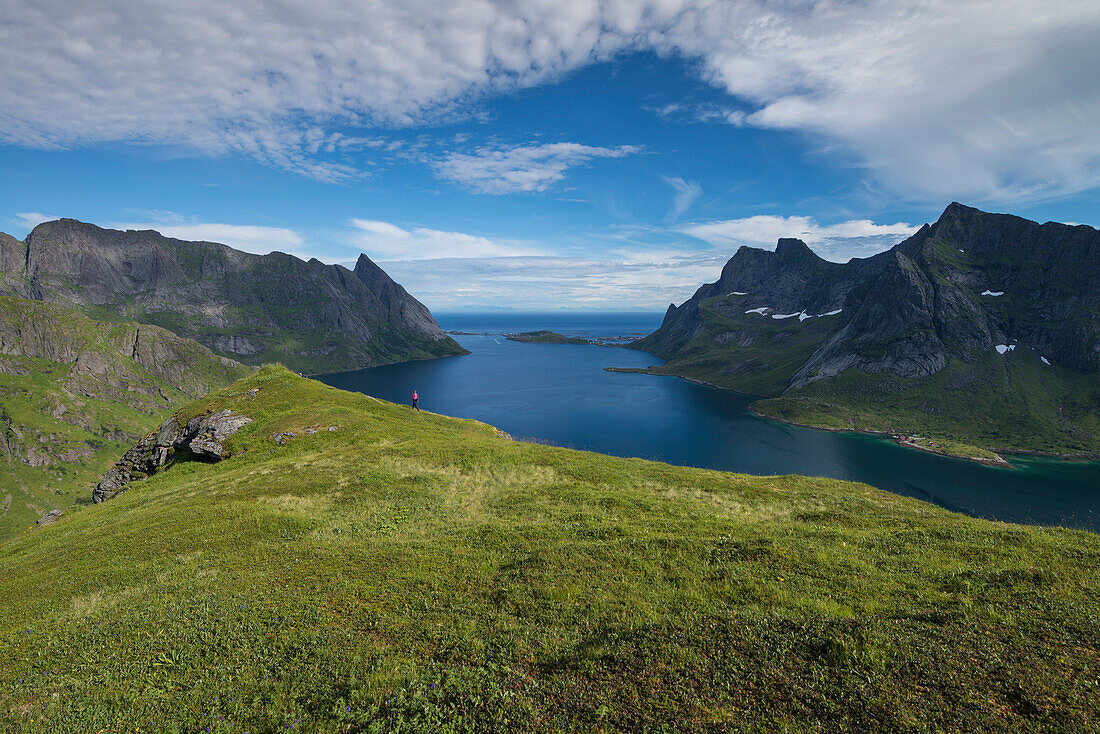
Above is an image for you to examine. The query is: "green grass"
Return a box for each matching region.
[1,366,1096,732]
[756,351,1100,457]
[901,436,1004,463]
[84,300,467,377]
[0,297,253,541]
[633,296,836,396]
[0,351,160,538]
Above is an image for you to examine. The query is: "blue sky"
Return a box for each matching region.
[2,1,1098,310]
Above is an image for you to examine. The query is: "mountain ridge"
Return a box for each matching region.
[0,218,468,374]
[631,203,1100,455]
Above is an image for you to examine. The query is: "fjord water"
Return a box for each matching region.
[318,312,1099,531]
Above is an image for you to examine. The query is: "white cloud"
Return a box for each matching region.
[669,0,1100,203]
[350,219,539,259]
[12,212,58,230]
[663,176,702,220]
[680,216,919,262]
[435,143,639,194]
[0,1,1097,201]
[379,251,728,310]
[111,219,309,257]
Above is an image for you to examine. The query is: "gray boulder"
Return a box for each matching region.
[35,509,62,528]
[93,409,252,503]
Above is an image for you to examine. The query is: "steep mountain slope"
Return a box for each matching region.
[632,204,1100,455]
[1,366,1096,731]
[0,296,253,539]
[0,219,467,374]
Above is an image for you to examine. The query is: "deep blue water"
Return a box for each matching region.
[319,312,1100,531]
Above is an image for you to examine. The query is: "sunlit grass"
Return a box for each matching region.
[1,366,1096,732]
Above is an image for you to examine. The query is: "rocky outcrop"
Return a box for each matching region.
[0,219,467,373]
[93,409,252,503]
[35,509,62,528]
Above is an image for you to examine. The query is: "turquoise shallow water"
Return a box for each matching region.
[318,312,1100,531]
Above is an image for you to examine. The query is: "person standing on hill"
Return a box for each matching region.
[412,389,420,411]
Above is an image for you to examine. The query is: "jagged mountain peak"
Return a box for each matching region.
[636,202,1099,391]
[774,237,817,259]
[353,252,389,280]
[1,219,466,373]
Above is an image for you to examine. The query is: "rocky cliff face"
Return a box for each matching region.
[0,296,255,538]
[635,203,1100,393]
[0,219,467,373]
[0,296,252,409]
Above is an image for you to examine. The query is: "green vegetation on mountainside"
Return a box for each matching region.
[630,204,1100,462]
[633,295,835,395]
[755,351,1100,457]
[0,297,253,540]
[1,366,1096,732]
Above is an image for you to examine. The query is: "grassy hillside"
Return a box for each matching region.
[1,366,1096,732]
[755,350,1100,457]
[0,297,253,540]
[634,294,837,396]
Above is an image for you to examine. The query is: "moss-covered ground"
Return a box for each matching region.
[1,367,1096,732]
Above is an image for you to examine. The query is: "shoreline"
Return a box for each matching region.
[743,406,1012,467]
[607,364,1092,468]
[893,437,1011,467]
[306,348,471,379]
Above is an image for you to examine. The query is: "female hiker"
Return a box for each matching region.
[412,389,419,411]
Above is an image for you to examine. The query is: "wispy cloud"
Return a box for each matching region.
[679,215,919,262]
[12,212,58,230]
[367,213,923,308]
[350,219,540,259]
[663,176,702,221]
[649,103,747,126]
[435,143,640,194]
[379,252,728,311]
[2,1,1096,201]
[110,217,311,257]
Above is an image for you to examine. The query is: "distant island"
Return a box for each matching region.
[505,330,593,344]
[505,330,639,346]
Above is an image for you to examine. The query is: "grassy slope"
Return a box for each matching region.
[84,303,466,377]
[756,350,1100,457]
[1,366,1096,732]
[635,296,836,396]
[0,297,253,540]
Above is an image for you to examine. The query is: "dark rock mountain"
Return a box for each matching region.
[0,219,466,374]
[636,203,1099,390]
[632,204,1100,453]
